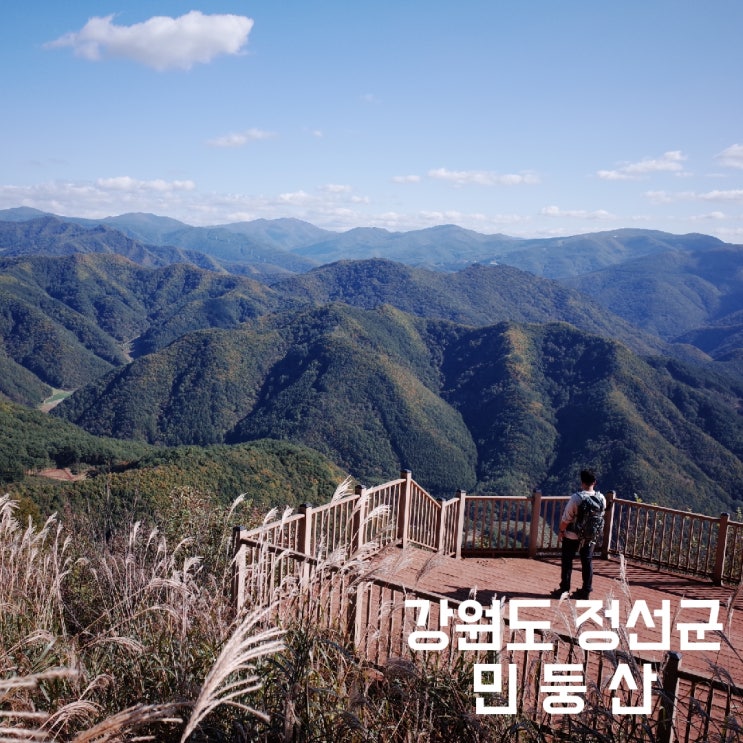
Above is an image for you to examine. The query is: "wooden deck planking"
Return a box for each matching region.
[369,546,743,687]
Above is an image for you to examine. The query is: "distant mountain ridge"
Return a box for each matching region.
[562,246,743,373]
[0,214,314,280]
[2,207,739,377]
[0,252,299,403]
[271,258,671,357]
[0,251,691,407]
[1,208,734,277]
[2,206,743,517]
[49,303,743,514]
[492,229,727,278]
[0,215,226,271]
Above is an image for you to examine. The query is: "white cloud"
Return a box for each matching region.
[0,178,549,235]
[275,184,369,211]
[597,169,635,182]
[320,184,353,194]
[428,168,539,187]
[697,189,743,203]
[3,176,737,238]
[644,190,676,204]
[368,210,529,232]
[713,226,743,240]
[96,176,195,192]
[714,144,743,169]
[541,205,614,219]
[278,190,313,205]
[45,11,254,70]
[598,151,687,180]
[0,178,197,219]
[207,129,276,148]
[392,175,421,184]
[646,188,743,204]
[688,211,726,221]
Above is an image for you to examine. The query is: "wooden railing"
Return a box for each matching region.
[456,488,743,585]
[232,471,743,742]
[606,495,743,585]
[460,491,568,557]
[233,473,743,610]
[231,539,742,743]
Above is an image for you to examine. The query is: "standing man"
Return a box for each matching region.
[551,469,606,600]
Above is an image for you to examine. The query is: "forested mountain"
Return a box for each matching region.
[676,319,743,369]
[561,246,743,360]
[2,210,733,276]
[287,224,520,269]
[0,215,314,279]
[0,216,222,270]
[3,208,743,522]
[285,225,728,276]
[50,303,743,514]
[0,398,149,483]
[0,398,343,532]
[1,252,682,407]
[0,253,300,403]
[271,259,671,356]
[488,229,727,279]
[103,213,331,260]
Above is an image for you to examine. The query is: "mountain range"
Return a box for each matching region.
[1,208,742,516]
[1,207,730,276]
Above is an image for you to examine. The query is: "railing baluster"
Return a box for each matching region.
[643,507,652,561]
[659,508,668,565]
[480,499,486,549]
[650,507,659,561]
[626,501,633,553]
[692,518,702,573]
[232,473,743,742]
[490,498,498,550]
[668,512,677,568]
[713,513,729,585]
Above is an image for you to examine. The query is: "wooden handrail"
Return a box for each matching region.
[231,473,743,742]
[232,526,741,743]
[234,474,743,614]
[233,486,743,649]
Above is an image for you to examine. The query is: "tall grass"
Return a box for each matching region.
[0,492,280,741]
[3,481,508,742]
[5,485,741,742]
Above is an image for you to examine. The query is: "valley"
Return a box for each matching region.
[1,208,741,520]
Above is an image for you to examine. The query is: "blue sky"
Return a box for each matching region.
[2,1,742,239]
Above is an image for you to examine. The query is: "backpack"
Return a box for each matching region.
[573,492,605,544]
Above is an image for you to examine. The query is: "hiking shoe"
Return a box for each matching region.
[571,588,591,600]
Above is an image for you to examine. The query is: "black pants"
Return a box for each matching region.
[560,537,594,593]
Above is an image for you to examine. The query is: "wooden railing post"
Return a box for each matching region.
[528,489,542,558]
[351,484,366,556]
[231,525,247,612]
[397,469,412,547]
[347,580,366,652]
[298,502,313,556]
[435,497,446,553]
[298,503,313,584]
[601,490,615,559]
[658,651,681,743]
[455,489,467,559]
[713,512,730,585]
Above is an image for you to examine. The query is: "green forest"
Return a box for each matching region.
[2,213,743,741]
[2,220,743,519]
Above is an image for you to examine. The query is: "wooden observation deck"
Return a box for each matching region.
[232,471,743,742]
